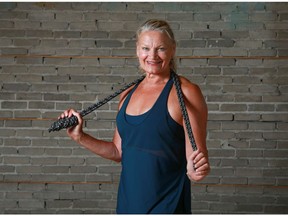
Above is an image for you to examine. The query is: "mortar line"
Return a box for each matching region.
[1,54,288,60]
[0,181,287,188]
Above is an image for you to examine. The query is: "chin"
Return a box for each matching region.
[144,67,163,74]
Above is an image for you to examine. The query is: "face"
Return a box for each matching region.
[136,30,175,76]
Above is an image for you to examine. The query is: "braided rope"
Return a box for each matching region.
[171,71,197,151]
[48,71,197,152]
[48,75,145,132]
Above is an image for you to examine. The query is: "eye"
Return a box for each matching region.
[142,47,149,51]
[158,47,166,52]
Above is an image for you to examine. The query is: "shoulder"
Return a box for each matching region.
[178,75,207,113]
[179,75,203,99]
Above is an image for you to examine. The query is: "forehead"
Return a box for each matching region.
[137,30,173,45]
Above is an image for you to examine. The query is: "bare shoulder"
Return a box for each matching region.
[178,75,207,112]
[179,76,203,98]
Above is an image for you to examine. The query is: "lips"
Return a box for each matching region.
[147,60,162,65]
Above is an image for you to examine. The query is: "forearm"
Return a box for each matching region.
[77,132,121,162]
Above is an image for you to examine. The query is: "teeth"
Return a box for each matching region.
[148,61,161,64]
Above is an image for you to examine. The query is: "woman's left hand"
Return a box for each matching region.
[186,149,210,182]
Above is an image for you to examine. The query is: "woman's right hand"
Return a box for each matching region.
[58,109,84,143]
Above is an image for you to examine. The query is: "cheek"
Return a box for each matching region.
[138,51,148,61]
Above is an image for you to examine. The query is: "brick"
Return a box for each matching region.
[0,200,18,209]
[126,2,154,11]
[18,147,45,156]
[73,200,100,208]
[16,166,42,174]
[5,120,32,128]
[54,31,81,39]
[18,199,44,209]
[2,101,27,109]
[97,21,124,31]
[26,30,53,38]
[154,2,182,11]
[222,122,248,130]
[261,113,288,122]
[0,20,14,28]
[209,58,236,66]
[222,84,249,93]
[42,166,70,173]
[0,165,15,173]
[206,76,233,84]
[221,48,247,56]
[222,30,249,39]
[70,21,97,30]
[99,58,125,66]
[16,93,42,101]
[193,48,220,56]
[178,40,206,48]
[71,2,100,10]
[29,101,55,109]
[0,29,25,37]
[69,39,96,48]
[100,2,126,11]
[6,191,33,199]
[0,2,17,10]
[248,122,276,130]
[194,12,221,21]
[14,20,41,29]
[208,39,235,47]
[45,148,72,156]
[221,104,247,111]
[41,21,69,30]
[1,48,28,55]
[31,157,57,165]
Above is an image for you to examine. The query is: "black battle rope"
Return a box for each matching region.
[171,71,197,151]
[48,71,197,151]
[48,75,145,132]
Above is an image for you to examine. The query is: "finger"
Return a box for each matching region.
[193,151,206,163]
[194,155,208,168]
[67,109,76,118]
[189,149,199,161]
[71,110,83,124]
[64,109,70,117]
[197,166,210,175]
[59,110,69,119]
[195,162,210,172]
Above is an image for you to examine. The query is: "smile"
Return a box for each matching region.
[147,61,162,65]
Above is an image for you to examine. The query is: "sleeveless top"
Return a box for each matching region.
[116,76,191,214]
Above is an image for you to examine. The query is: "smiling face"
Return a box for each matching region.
[136,30,176,76]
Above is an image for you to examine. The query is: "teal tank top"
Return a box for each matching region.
[116,75,191,214]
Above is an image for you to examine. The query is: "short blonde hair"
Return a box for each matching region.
[136,19,177,72]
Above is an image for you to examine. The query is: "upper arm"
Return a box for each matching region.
[180,77,208,157]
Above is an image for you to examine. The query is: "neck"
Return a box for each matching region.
[144,71,171,85]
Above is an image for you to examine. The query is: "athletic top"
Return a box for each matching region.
[116,75,191,214]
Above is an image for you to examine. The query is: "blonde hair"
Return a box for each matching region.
[136,19,177,72]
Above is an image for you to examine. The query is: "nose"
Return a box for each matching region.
[149,49,158,59]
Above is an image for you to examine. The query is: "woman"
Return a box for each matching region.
[59,19,210,214]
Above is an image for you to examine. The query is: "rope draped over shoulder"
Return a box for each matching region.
[171,71,197,151]
[48,71,197,151]
[48,75,145,133]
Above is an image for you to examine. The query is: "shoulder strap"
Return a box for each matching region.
[171,71,197,151]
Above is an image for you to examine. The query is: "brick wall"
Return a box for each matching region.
[0,2,288,214]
